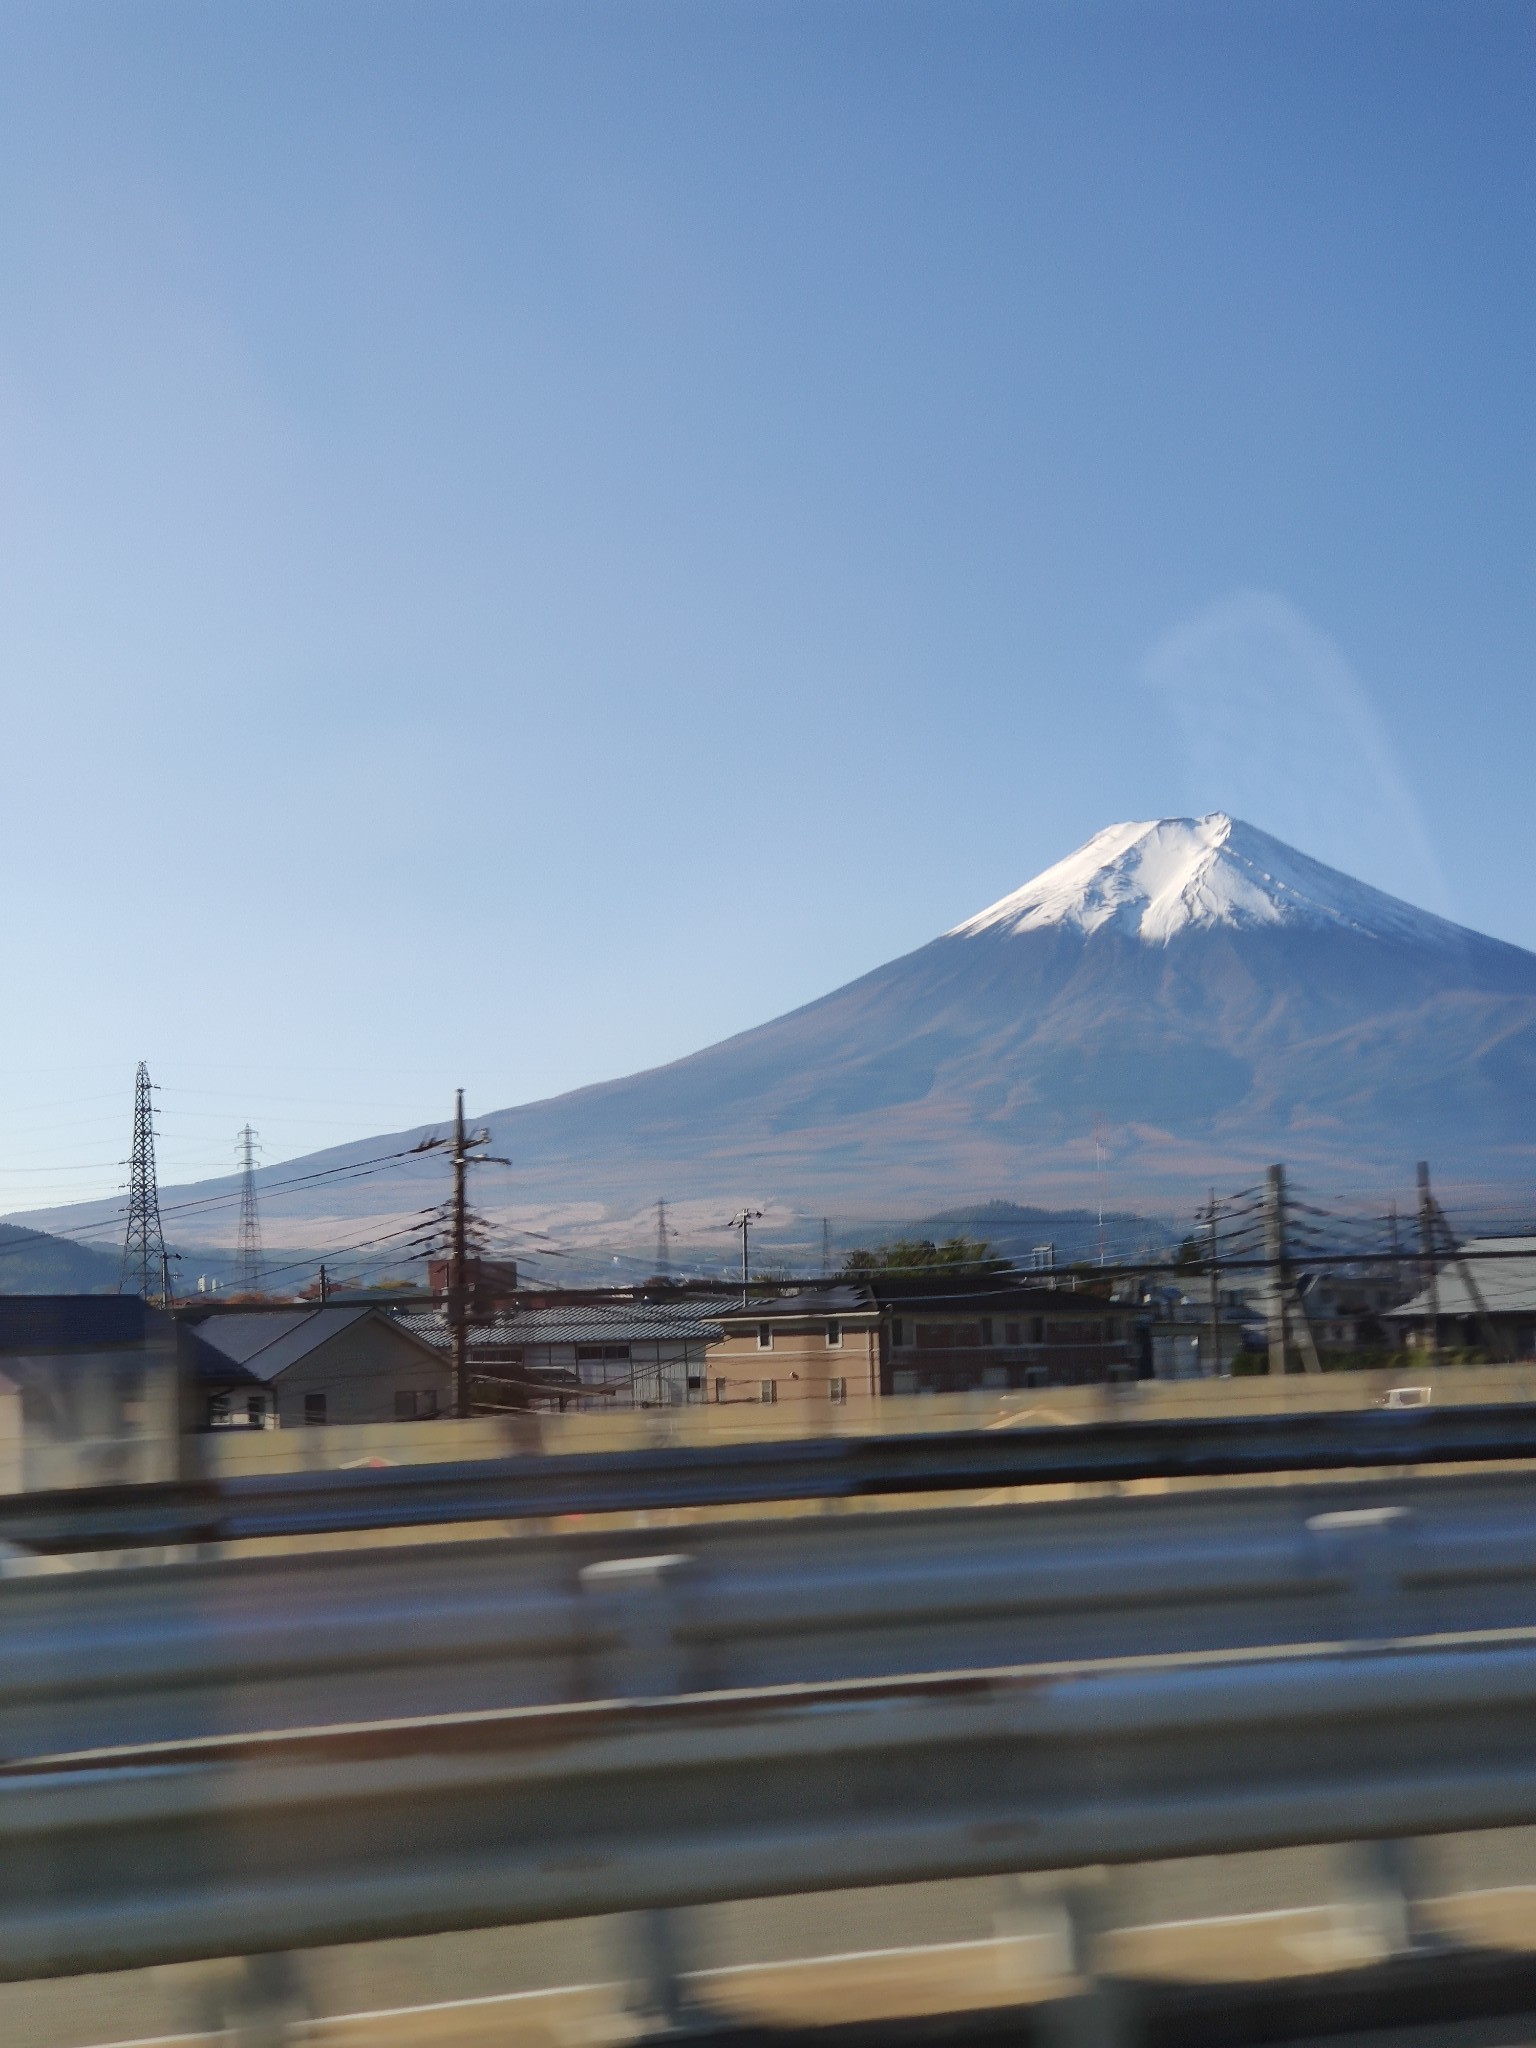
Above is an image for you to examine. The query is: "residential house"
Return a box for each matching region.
[397,1294,731,1411]
[1387,1238,1536,1360]
[183,1305,451,1428]
[0,1295,185,1487]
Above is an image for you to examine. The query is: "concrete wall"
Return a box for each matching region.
[201,1359,1536,1477]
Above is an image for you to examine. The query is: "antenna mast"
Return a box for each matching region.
[235,1124,264,1293]
[655,1198,671,1280]
[121,1061,171,1306]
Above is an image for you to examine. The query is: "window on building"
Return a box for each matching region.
[826,1320,842,1348]
[979,1317,994,1345]
[890,1318,905,1348]
[829,1376,847,1404]
[757,1323,773,1349]
[759,1379,777,1404]
[246,1396,264,1425]
[304,1393,327,1426]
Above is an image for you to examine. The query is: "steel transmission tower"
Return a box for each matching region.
[120,1062,171,1305]
[654,1198,671,1280]
[235,1125,265,1293]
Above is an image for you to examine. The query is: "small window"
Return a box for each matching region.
[826,1320,842,1348]
[829,1376,847,1404]
[1005,1321,1021,1346]
[979,1317,994,1345]
[890,1318,905,1348]
[759,1379,777,1404]
[394,1391,415,1420]
[304,1393,327,1426]
[757,1323,773,1350]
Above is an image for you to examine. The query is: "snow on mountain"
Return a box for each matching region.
[951,813,1464,948]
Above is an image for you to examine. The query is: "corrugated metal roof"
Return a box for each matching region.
[1393,1239,1536,1320]
[397,1301,729,1351]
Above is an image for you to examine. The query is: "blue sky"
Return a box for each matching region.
[1,0,1531,1208]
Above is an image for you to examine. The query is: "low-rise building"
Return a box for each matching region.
[710,1287,881,1406]
[0,1295,185,1487]
[1388,1238,1536,1359]
[876,1275,1134,1391]
[184,1305,451,1428]
[1139,1286,1260,1378]
[397,1295,731,1411]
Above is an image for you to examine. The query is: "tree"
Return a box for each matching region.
[841,1235,1004,1276]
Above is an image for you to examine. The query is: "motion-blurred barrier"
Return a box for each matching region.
[9,1400,1536,1551]
[6,1470,1536,1754]
[9,1638,1536,1980]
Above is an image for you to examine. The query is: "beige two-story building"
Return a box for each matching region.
[709,1286,881,1407]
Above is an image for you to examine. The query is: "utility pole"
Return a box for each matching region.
[728,1209,764,1308]
[1417,1161,1440,1369]
[450,1090,471,1418]
[318,1263,329,1304]
[441,1090,508,1419]
[235,1124,264,1294]
[1094,1116,1107,1265]
[822,1217,833,1280]
[1264,1164,1288,1376]
[121,1061,172,1306]
[1206,1189,1221,1378]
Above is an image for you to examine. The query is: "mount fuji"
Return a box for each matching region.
[15,815,1536,1256]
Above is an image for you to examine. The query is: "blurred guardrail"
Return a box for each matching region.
[9,1635,1536,1981]
[9,1400,1536,1553]
[4,1467,1536,1755]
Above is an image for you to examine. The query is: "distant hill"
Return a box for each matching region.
[902,1201,1178,1266]
[0,1224,120,1295]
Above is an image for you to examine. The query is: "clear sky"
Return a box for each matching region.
[1,0,1531,1211]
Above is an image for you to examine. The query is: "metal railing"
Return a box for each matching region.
[5,1466,1536,1756]
[9,1635,1536,1981]
[9,1399,1536,1552]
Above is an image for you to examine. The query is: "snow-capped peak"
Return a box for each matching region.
[949,814,1456,946]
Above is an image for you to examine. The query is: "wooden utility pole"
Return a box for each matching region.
[438,1090,510,1419]
[450,1089,471,1418]
[1417,1160,1440,1370]
[1264,1165,1288,1375]
[1206,1189,1221,1377]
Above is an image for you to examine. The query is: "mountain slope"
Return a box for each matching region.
[14,815,1536,1252]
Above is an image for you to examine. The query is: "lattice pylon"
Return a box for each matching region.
[120,1062,170,1304]
[235,1124,265,1293]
